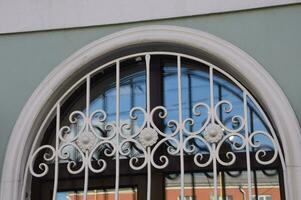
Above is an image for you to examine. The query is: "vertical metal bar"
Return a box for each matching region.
[213,143,218,200]
[86,76,90,117]
[243,92,252,200]
[145,54,151,200]
[115,61,120,200]
[103,93,107,134]
[130,79,135,137]
[209,67,215,126]
[188,71,196,200]
[83,151,89,200]
[217,84,226,200]
[52,104,60,200]
[146,54,151,128]
[147,147,151,200]
[250,110,259,200]
[177,55,185,200]
[188,73,192,133]
[83,75,91,200]
[209,67,218,200]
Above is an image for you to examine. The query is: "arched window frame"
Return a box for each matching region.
[1,25,300,200]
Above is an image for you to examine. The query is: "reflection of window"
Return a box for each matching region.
[177,196,195,200]
[253,195,272,200]
[26,50,285,200]
[56,188,137,200]
[210,196,233,200]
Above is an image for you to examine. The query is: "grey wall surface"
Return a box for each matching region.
[0,4,300,173]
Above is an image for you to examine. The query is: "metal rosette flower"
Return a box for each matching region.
[138,127,158,148]
[204,123,223,143]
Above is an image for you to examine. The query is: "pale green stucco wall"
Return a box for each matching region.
[0,4,300,173]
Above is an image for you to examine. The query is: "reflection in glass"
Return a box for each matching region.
[165,171,280,200]
[57,188,137,200]
[41,55,283,200]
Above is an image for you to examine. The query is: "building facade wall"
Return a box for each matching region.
[1,0,300,34]
[0,3,301,180]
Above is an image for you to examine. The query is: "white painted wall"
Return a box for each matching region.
[0,0,300,34]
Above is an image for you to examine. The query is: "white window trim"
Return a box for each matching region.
[1,25,300,200]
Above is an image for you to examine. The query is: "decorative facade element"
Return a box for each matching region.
[204,123,223,143]
[76,130,98,152]
[139,127,158,148]
[26,52,283,200]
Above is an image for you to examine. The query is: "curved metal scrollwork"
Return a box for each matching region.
[29,145,56,178]
[26,52,283,200]
[249,130,278,165]
[214,100,245,133]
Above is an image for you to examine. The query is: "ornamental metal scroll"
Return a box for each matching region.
[25,52,284,200]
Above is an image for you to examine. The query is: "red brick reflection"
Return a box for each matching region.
[166,186,280,199]
[66,186,280,200]
[69,190,137,200]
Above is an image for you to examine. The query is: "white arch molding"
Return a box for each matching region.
[1,25,300,200]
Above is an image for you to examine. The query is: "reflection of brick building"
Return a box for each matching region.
[67,189,137,200]
[61,172,280,200]
[165,186,279,200]
[63,186,279,200]
[164,172,280,200]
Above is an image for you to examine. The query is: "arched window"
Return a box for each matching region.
[25,47,285,200]
[4,26,300,200]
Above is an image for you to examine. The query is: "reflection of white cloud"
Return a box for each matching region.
[56,192,70,200]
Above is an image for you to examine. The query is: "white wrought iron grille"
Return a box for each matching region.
[23,52,285,200]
